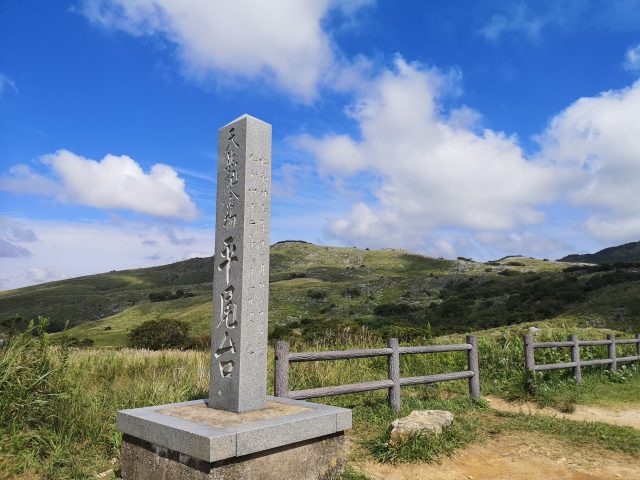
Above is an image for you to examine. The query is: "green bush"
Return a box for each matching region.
[341,286,362,298]
[306,289,328,301]
[128,318,194,350]
[373,303,416,316]
[148,289,188,302]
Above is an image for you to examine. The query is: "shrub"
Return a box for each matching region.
[341,286,362,298]
[128,319,194,350]
[148,289,189,302]
[373,303,416,316]
[306,289,328,301]
[498,269,520,276]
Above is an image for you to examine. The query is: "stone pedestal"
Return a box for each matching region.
[117,396,351,480]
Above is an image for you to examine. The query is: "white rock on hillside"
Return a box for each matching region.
[389,410,454,445]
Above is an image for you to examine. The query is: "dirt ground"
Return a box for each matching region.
[355,431,640,480]
[354,398,640,480]
[486,396,640,430]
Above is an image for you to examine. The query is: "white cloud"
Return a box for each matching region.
[0,73,17,96]
[80,0,373,100]
[0,150,198,219]
[537,80,640,240]
[624,43,640,71]
[0,218,214,290]
[296,57,558,250]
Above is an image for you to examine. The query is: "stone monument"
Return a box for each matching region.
[210,115,271,413]
[117,115,351,480]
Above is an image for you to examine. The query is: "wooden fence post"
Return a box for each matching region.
[524,334,535,386]
[387,338,401,413]
[607,334,617,371]
[636,334,640,359]
[570,334,582,384]
[466,335,480,399]
[274,341,289,397]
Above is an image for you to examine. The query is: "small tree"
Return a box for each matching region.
[128,318,193,350]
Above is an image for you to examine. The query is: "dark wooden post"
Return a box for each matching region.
[636,334,640,359]
[274,341,289,397]
[387,338,401,413]
[466,335,480,399]
[607,334,617,371]
[570,334,582,384]
[524,334,535,386]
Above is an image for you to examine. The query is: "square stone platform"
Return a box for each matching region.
[117,396,351,480]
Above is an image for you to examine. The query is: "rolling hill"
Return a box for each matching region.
[2,241,640,346]
[559,241,640,264]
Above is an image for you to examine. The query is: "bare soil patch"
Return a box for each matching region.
[486,396,640,430]
[355,431,640,480]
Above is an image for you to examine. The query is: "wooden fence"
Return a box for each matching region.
[274,335,480,413]
[524,333,640,384]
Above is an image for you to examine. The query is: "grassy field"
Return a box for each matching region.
[1,321,639,479]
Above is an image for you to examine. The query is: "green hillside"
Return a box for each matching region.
[2,242,640,346]
[559,240,640,264]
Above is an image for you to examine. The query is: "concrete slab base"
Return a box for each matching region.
[117,396,351,479]
[121,432,346,480]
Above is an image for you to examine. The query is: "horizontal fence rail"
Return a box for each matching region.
[524,333,640,384]
[274,336,480,413]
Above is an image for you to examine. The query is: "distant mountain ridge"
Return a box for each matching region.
[558,241,640,264]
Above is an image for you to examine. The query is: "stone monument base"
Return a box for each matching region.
[117,396,351,480]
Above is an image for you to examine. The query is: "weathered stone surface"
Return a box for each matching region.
[210,114,272,413]
[116,396,352,462]
[120,432,346,480]
[389,410,454,444]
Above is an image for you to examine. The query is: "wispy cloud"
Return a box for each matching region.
[0,239,31,258]
[478,1,640,42]
[479,3,549,42]
[0,216,37,258]
[624,43,640,71]
[0,218,214,290]
[0,73,17,96]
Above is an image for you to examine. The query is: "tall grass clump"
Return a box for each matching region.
[0,319,210,479]
[0,318,82,478]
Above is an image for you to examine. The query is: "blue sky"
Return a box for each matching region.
[2,0,640,290]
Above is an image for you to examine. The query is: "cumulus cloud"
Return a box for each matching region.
[295,57,558,249]
[624,43,640,71]
[537,80,640,240]
[80,0,373,100]
[0,150,198,219]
